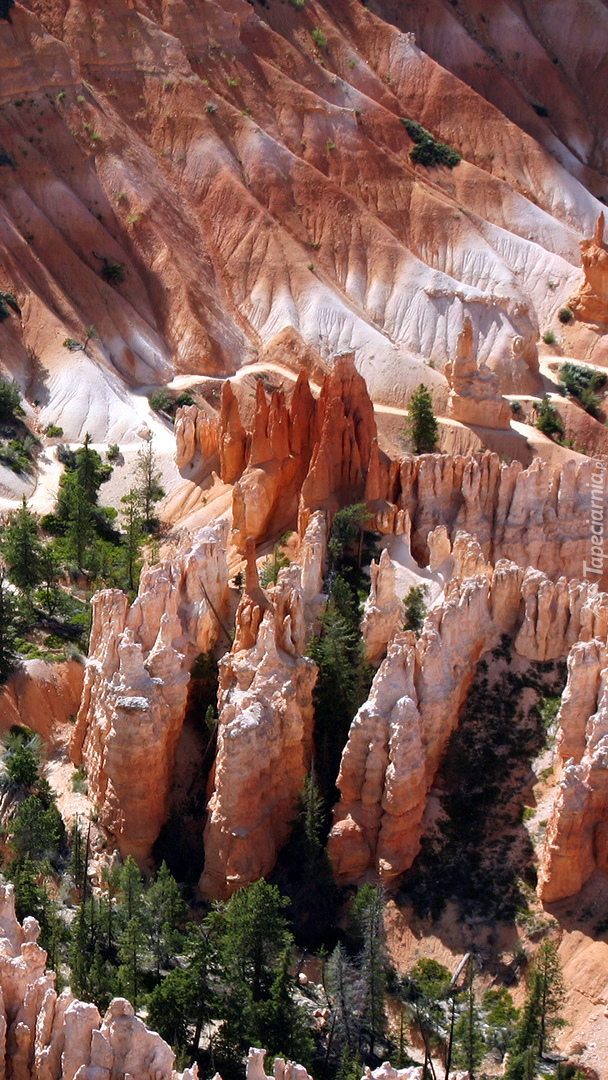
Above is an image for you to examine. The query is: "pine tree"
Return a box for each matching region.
[1,497,44,593]
[404,384,438,454]
[351,885,387,1058]
[147,862,187,975]
[516,939,565,1059]
[0,564,15,681]
[452,962,483,1078]
[326,943,359,1055]
[120,487,144,591]
[117,855,145,924]
[118,916,146,1009]
[40,545,62,615]
[135,437,164,531]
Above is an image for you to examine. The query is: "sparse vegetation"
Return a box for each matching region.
[400,117,461,168]
[541,329,556,345]
[311,27,327,49]
[535,395,564,439]
[100,260,125,284]
[558,306,573,324]
[559,360,606,419]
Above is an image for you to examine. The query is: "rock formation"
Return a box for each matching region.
[71,522,229,866]
[360,549,405,667]
[538,639,608,902]
[0,882,197,1080]
[329,534,608,883]
[445,317,512,429]
[373,451,599,583]
[200,514,327,899]
[570,213,608,325]
[174,406,219,472]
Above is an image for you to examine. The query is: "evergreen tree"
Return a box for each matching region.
[309,595,362,794]
[404,384,438,454]
[326,943,359,1055]
[403,584,428,635]
[0,563,16,681]
[117,856,146,925]
[511,939,565,1063]
[482,988,519,1057]
[118,916,146,1009]
[40,545,62,615]
[64,474,95,570]
[147,862,187,976]
[1,497,43,593]
[351,885,387,1058]
[135,437,164,531]
[120,488,144,591]
[452,963,483,1078]
[147,967,197,1053]
[400,959,452,1080]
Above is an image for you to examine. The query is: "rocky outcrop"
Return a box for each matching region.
[298,357,378,526]
[0,660,84,743]
[71,522,229,867]
[231,372,317,550]
[200,514,327,899]
[570,213,608,325]
[174,406,219,471]
[0,883,196,1080]
[445,317,512,429]
[373,451,599,582]
[329,535,608,883]
[538,639,608,902]
[361,549,405,667]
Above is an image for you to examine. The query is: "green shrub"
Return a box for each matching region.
[535,396,564,439]
[149,387,175,415]
[289,0,306,7]
[0,379,21,422]
[558,306,573,324]
[106,443,120,462]
[400,117,461,169]
[410,139,461,168]
[101,261,125,284]
[541,329,556,345]
[311,27,327,48]
[45,424,64,438]
[559,361,606,418]
[510,400,523,415]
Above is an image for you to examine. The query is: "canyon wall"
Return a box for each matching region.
[200,513,327,900]
[70,522,229,866]
[329,533,608,884]
[177,363,600,589]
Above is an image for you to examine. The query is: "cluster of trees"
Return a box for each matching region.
[309,506,376,798]
[0,727,66,960]
[0,434,165,680]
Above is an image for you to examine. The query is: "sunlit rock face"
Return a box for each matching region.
[71,522,229,866]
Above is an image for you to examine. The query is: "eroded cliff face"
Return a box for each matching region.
[200,513,327,900]
[539,639,608,902]
[0,0,605,443]
[0,883,197,1080]
[71,521,229,866]
[329,533,608,885]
